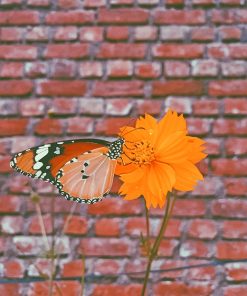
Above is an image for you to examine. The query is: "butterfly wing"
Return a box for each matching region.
[10,139,110,185]
[55,147,117,204]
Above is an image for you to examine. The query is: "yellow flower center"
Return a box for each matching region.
[128,140,155,165]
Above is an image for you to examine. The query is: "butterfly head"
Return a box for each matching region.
[107,138,125,159]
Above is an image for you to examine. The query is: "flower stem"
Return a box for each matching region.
[141,193,176,296]
[144,200,151,255]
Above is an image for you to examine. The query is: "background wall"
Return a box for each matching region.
[0,0,247,295]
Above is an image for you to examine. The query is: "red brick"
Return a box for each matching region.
[229,45,247,58]
[110,0,134,4]
[193,100,219,115]
[223,286,247,296]
[213,119,247,135]
[222,62,246,77]
[97,43,146,59]
[80,27,103,42]
[221,0,243,5]
[98,9,149,24]
[135,62,161,78]
[225,263,247,282]
[212,199,247,218]
[0,119,28,136]
[136,100,163,115]
[27,0,50,6]
[166,0,184,4]
[63,216,88,235]
[164,61,190,77]
[224,178,247,196]
[0,45,37,60]
[66,117,94,135]
[37,80,87,96]
[53,26,78,41]
[173,199,206,217]
[61,260,84,277]
[28,281,81,296]
[28,214,52,234]
[180,240,212,258]
[0,196,22,213]
[45,11,94,24]
[93,81,144,97]
[4,260,24,278]
[107,60,133,77]
[140,239,178,257]
[34,118,63,135]
[58,0,80,8]
[79,61,103,78]
[50,60,76,78]
[212,159,247,176]
[154,282,212,296]
[20,99,47,117]
[225,138,247,155]
[0,0,22,5]
[0,80,32,96]
[160,26,187,41]
[94,259,121,276]
[78,238,133,256]
[106,99,133,116]
[154,10,206,24]
[95,117,133,135]
[79,98,104,115]
[209,80,247,96]
[95,218,120,236]
[44,44,89,59]
[88,199,142,215]
[187,260,216,281]
[134,26,157,41]
[211,10,236,24]
[217,241,247,260]
[0,27,23,42]
[191,27,215,42]
[25,62,47,77]
[0,62,23,78]
[92,285,142,296]
[236,10,247,23]
[0,284,20,295]
[165,97,192,114]
[219,26,241,41]
[84,0,106,7]
[1,216,23,234]
[207,44,230,59]
[192,60,219,77]
[49,98,77,115]
[153,81,204,96]
[0,100,17,116]
[192,0,214,5]
[153,44,204,59]
[106,26,129,41]
[0,11,39,25]
[223,221,247,239]
[26,27,48,41]
[0,155,12,173]
[188,219,217,239]
[158,260,186,280]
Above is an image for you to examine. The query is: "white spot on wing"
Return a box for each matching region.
[33,162,43,170]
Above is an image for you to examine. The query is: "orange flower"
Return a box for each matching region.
[117,109,207,208]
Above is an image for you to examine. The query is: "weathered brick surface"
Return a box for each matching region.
[1,1,246,295]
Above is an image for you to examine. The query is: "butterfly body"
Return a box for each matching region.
[10,138,125,204]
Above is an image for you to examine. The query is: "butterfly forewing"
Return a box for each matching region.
[10,139,110,184]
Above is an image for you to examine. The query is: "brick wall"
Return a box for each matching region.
[0,0,247,295]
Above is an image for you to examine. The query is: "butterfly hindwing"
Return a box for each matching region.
[55,147,117,204]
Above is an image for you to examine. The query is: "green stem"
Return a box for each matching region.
[144,200,151,255]
[141,193,176,296]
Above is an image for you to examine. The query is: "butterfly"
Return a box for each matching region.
[10,138,125,204]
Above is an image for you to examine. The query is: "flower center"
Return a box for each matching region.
[128,140,155,165]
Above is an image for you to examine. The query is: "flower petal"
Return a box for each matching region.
[171,161,204,191]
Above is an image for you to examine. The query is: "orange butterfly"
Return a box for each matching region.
[10,138,125,204]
